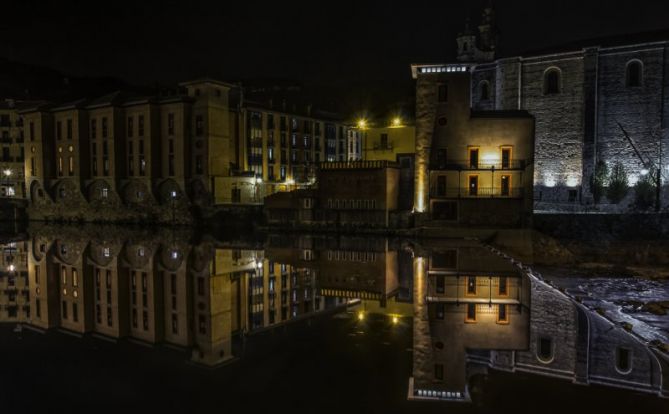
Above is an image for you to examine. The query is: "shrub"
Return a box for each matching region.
[607,162,628,204]
[634,170,657,210]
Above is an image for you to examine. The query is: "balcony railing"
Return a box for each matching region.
[432,159,527,171]
[431,187,524,198]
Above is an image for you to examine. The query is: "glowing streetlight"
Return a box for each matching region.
[7,264,15,272]
[255,177,263,184]
[392,315,399,325]
[3,169,11,177]
[357,311,365,321]
[392,117,401,127]
[357,119,367,129]
[640,168,649,176]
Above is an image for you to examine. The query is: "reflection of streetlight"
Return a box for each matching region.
[3,169,11,177]
[357,311,365,321]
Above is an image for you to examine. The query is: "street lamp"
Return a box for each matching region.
[392,117,402,127]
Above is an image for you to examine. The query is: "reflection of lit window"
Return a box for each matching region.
[138,248,144,257]
[6,186,14,196]
[466,277,477,295]
[497,304,508,323]
[103,247,110,257]
[101,188,108,198]
[465,303,477,322]
[171,251,178,260]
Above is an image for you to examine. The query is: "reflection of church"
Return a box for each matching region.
[409,240,669,402]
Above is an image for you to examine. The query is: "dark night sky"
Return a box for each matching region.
[3,0,669,115]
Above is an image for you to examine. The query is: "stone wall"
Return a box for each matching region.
[471,40,669,208]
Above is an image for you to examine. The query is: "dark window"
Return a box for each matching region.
[56,121,62,140]
[102,117,108,138]
[168,113,175,135]
[436,303,445,320]
[195,115,203,136]
[66,119,72,140]
[626,61,642,87]
[195,155,203,174]
[501,148,511,168]
[436,275,445,293]
[498,304,508,322]
[499,277,507,295]
[438,84,448,102]
[538,337,553,361]
[568,189,578,203]
[91,119,97,139]
[380,133,388,148]
[62,300,68,319]
[29,122,34,141]
[434,364,444,380]
[436,175,446,196]
[466,303,476,321]
[138,115,144,136]
[127,117,134,137]
[616,348,632,373]
[480,81,490,100]
[197,277,205,296]
[544,69,560,94]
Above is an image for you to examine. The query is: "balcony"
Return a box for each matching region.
[431,187,524,199]
[432,159,527,171]
[372,142,393,151]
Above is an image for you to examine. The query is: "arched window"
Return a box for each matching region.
[544,68,561,95]
[536,336,554,363]
[626,60,643,87]
[479,81,490,101]
[615,347,632,374]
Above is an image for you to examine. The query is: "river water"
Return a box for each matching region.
[0,225,666,413]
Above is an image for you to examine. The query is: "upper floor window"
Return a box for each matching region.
[479,80,490,101]
[168,113,175,135]
[195,115,204,136]
[543,68,561,95]
[127,117,134,137]
[626,60,643,87]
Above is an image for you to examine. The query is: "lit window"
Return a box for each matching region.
[103,247,110,257]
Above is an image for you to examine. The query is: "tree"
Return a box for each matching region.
[634,170,657,210]
[590,160,608,204]
[607,162,629,204]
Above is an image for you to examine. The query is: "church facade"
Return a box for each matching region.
[460,4,669,209]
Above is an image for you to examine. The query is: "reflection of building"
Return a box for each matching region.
[412,62,535,226]
[409,240,669,403]
[3,229,347,367]
[0,241,30,322]
[410,242,530,402]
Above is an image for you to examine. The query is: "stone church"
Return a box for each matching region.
[461,3,668,209]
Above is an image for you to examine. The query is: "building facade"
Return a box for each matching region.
[0,79,355,220]
[458,5,669,209]
[412,62,535,227]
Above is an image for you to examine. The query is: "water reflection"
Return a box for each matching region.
[0,225,667,408]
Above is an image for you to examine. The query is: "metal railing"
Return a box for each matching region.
[432,159,527,171]
[431,187,524,198]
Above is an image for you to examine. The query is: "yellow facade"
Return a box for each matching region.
[361,124,416,162]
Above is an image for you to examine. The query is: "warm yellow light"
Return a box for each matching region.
[8,264,15,272]
[357,311,365,321]
[392,316,399,324]
[286,178,295,185]
[357,119,367,129]
[392,117,401,127]
[3,169,11,177]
